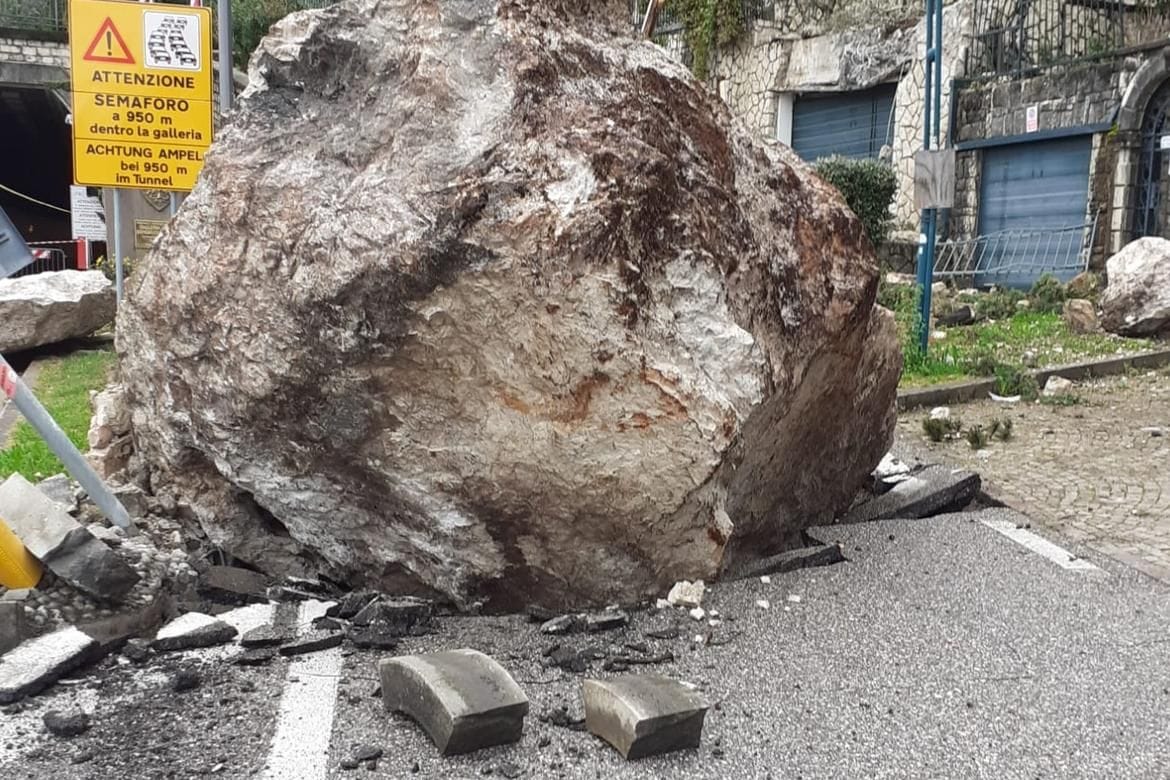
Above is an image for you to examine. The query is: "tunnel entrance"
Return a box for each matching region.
[0,84,101,271]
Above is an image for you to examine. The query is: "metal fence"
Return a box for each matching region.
[631,0,779,36]
[0,0,66,32]
[933,216,1097,287]
[966,0,1170,78]
[10,246,69,277]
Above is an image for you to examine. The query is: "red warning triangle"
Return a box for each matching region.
[82,17,135,65]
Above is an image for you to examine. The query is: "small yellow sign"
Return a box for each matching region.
[69,0,213,191]
[134,218,167,249]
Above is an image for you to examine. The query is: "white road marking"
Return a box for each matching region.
[261,600,342,780]
[980,518,1101,571]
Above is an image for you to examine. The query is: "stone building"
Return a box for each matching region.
[648,0,1170,286]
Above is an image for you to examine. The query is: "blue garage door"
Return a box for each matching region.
[791,85,896,162]
[976,135,1092,288]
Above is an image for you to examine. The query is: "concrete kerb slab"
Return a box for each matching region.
[379,648,529,756]
[582,674,709,760]
[896,348,1170,411]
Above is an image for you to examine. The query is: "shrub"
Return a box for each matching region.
[962,349,999,377]
[977,287,1026,321]
[668,0,746,80]
[923,415,962,442]
[814,157,898,247]
[1028,274,1066,315]
[92,254,134,283]
[989,417,1014,441]
[993,363,1040,400]
[965,425,990,449]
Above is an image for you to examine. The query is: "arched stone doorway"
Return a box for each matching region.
[1132,78,1170,238]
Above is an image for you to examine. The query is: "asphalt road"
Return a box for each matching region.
[5,507,1170,779]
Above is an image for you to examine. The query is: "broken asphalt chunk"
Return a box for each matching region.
[729,543,846,580]
[585,609,629,632]
[197,565,271,606]
[583,674,709,760]
[842,465,981,524]
[240,624,294,648]
[325,591,379,620]
[539,615,576,635]
[0,626,101,704]
[152,612,238,652]
[347,627,400,651]
[232,647,278,666]
[279,630,343,656]
[0,474,139,602]
[379,648,529,755]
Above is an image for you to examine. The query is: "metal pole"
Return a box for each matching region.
[0,357,133,531]
[112,189,123,306]
[217,0,233,113]
[169,192,177,217]
[915,0,942,355]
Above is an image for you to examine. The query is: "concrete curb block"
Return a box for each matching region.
[897,348,1170,411]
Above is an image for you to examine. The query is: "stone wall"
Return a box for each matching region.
[951,58,1139,262]
[665,1,970,233]
[0,34,68,70]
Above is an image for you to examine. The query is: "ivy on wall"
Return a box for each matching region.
[668,0,747,80]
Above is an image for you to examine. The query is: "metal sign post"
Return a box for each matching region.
[217,0,233,112]
[915,0,945,354]
[0,207,134,531]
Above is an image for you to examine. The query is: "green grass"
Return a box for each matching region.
[0,350,116,481]
[897,312,1154,388]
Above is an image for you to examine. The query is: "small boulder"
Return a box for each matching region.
[43,709,91,738]
[1066,271,1101,300]
[197,565,271,606]
[0,271,115,353]
[1062,299,1099,334]
[1043,375,1074,397]
[1099,237,1170,335]
[278,630,343,657]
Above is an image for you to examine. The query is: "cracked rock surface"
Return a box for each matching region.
[118,0,900,610]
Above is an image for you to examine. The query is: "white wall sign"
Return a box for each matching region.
[1025,105,1039,133]
[70,185,106,241]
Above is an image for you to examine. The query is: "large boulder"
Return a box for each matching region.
[117,0,901,610]
[0,271,115,353]
[1099,237,1170,336]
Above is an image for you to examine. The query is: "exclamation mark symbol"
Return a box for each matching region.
[105,29,112,56]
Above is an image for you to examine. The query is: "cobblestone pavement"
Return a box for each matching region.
[898,368,1170,582]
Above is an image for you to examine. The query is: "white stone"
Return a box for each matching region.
[930,407,950,420]
[688,607,706,622]
[755,599,770,610]
[1043,376,1074,397]
[667,580,705,609]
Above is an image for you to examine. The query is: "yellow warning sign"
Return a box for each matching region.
[69,0,212,191]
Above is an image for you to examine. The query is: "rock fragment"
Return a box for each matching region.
[43,708,91,737]
[240,624,293,648]
[0,474,139,602]
[666,581,704,609]
[198,565,271,605]
[585,610,629,632]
